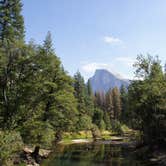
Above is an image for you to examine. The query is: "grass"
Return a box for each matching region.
[60,126,139,144]
[62,130,114,143]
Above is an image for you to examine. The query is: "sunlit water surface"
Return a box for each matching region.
[42,141,150,166]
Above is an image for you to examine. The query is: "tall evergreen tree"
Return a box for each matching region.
[164,63,166,79]
[120,85,128,121]
[105,90,114,119]
[0,0,27,129]
[87,80,93,97]
[111,87,121,120]
[43,31,54,55]
[0,42,42,129]
[74,72,94,130]
[39,32,77,135]
[74,71,86,114]
[0,0,24,43]
[85,80,94,117]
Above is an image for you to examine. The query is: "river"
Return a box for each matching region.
[42,140,151,166]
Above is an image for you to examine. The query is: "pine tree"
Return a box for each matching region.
[105,89,114,119]
[85,80,94,117]
[20,33,78,145]
[103,111,111,130]
[120,85,128,122]
[0,42,42,129]
[87,80,93,97]
[0,0,27,129]
[164,63,166,78]
[92,107,104,130]
[74,71,86,114]
[0,0,24,43]
[39,32,78,133]
[74,72,94,130]
[43,31,54,55]
[111,87,121,120]
[94,91,106,110]
[0,0,25,113]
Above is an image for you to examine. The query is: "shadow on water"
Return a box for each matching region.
[42,141,150,166]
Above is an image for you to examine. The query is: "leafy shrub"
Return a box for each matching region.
[20,120,55,148]
[77,115,93,130]
[99,120,106,131]
[91,124,101,139]
[121,124,130,133]
[110,120,123,134]
[0,131,23,165]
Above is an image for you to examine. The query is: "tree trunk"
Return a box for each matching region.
[31,146,40,163]
[54,130,62,144]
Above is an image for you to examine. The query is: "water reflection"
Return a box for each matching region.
[42,142,147,166]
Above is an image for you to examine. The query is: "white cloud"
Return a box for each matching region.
[103,35,122,44]
[81,62,126,79]
[82,62,110,73]
[115,56,135,67]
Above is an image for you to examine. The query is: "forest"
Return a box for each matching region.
[0,0,166,166]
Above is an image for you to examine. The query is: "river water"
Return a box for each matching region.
[42,141,151,166]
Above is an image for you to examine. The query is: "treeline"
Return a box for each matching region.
[73,72,126,132]
[128,55,166,145]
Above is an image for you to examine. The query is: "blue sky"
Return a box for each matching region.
[22,0,166,80]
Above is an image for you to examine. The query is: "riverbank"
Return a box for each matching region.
[134,143,166,166]
[41,133,150,166]
[11,129,166,166]
[14,129,134,165]
[42,135,166,166]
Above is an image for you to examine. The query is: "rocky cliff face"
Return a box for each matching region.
[88,69,130,93]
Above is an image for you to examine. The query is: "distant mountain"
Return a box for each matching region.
[88,69,130,93]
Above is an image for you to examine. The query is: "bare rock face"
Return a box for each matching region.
[89,69,130,93]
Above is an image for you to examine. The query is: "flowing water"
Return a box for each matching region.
[42,141,151,166]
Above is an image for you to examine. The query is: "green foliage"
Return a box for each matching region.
[99,120,106,131]
[110,120,123,134]
[103,111,111,130]
[0,0,24,43]
[91,124,101,139]
[0,41,37,129]
[105,90,114,118]
[74,72,95,131]
[105,87,122,120]
[129,55,166,144]
[120,124,130,133]
[120,85,128,122]
[0,131,23,165]
[93,108,104,129]
[20,121,54,148]
[43,31,54,54]
[0,11,78,160]
[77,115,93,130]
[74,71,86,114]
[111,87,121,119]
